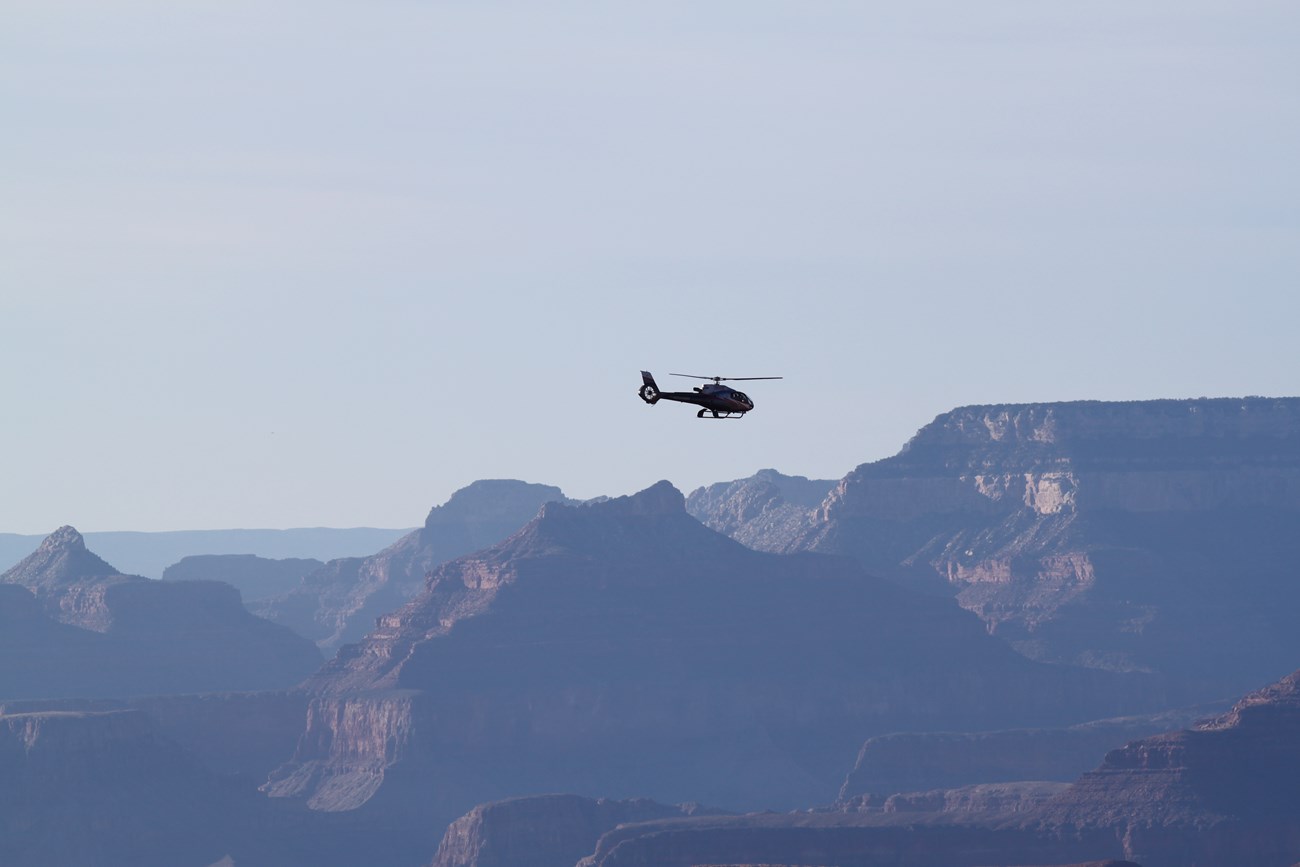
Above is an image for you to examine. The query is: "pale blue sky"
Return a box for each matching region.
[3,1,1297,532]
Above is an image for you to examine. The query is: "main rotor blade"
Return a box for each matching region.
[669,373,784,381]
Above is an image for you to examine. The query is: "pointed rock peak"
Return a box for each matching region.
[39,525,87,552]
[2,525,122,590]
[534,481,686,523]
[599,480,686,516]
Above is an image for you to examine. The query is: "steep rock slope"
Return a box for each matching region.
[783,398,1300,696]
[0,527,321,697]
[266,482,1159,841]
[255,480,569,649]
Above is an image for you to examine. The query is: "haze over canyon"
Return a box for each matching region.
[4,397,1300,866]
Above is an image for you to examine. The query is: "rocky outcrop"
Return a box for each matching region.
[0,527,321,697]
[686,469,835,551]
[1035,668,1300,866]
[777,398,1300,698]
[254,480,569,650]
[838,703,1225,799]
[430,794,715,867]
[266,482,1160,844]
[864,781,1070,815]
[163,554,323,603]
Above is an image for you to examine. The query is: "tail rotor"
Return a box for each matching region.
[639,370,661,404]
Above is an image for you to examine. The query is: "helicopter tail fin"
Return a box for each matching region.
[639,371,660,404]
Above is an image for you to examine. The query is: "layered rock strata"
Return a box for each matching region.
[686,469,835,551]
[255,480,569,650]
[773,398,1300,697]
[577,668,1300,867]
[430,794,717,867]
[266,482,1160,844]
[838,703,1225,799]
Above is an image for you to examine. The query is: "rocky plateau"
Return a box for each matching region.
[692,398,1300,700]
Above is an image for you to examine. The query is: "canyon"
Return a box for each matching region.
[265,480,1160,851]
[4,398,1300,866]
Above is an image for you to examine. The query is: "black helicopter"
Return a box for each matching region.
[637,371,782,419]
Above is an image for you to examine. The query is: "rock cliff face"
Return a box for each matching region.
[686,469,835,551]
[838,704,1225,799]
[254,480,569,650]
[266,482,1159,844]
[1037,668,1300,867]
[777,398,1300,697]
[430,794,714,867]
[162,554,323,604]
[0,527,321,697]
[576,812,1124,867]
[578,668,1300,867]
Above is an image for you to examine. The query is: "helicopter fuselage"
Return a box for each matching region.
[655,383,754,414]
[638,371,762,418]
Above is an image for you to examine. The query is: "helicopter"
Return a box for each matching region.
[637,371,782,419]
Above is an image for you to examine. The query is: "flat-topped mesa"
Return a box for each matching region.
[825,397,1300,523]
[787,397,1300,695]
[424,479,570,531]
[891,397,1300,471]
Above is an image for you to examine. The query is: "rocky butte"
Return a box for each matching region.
[694,398,1300,700]
[162,553,324,604]
[0,526,321,698]
[264,481,1160,854]
[255,479,570,650]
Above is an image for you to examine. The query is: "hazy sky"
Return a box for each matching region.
[3,1,1297,533]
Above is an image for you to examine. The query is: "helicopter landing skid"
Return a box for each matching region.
[696,409,744,419]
